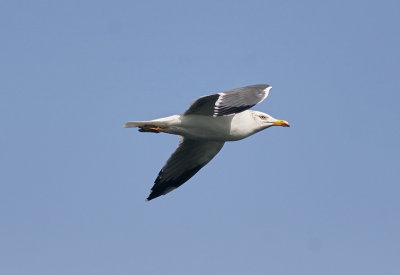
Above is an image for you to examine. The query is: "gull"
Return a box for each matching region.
[124,84,290,200]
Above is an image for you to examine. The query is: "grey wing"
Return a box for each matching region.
[184,84,271,117]
[147,138,225,201]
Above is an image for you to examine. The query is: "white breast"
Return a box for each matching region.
[163,111,259,141]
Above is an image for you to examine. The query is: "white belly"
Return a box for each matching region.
[162,112,257,141]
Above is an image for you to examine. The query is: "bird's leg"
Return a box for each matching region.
[138,124,165,133]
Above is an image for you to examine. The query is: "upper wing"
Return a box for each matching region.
[147,138,225,201]
[184,84,271,117]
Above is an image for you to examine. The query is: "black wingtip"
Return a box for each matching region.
[146,192,160,201]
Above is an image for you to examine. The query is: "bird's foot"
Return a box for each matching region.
[138,125,165,133]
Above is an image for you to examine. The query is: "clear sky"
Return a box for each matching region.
[1,0,399,274]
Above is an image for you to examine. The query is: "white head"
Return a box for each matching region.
[251,110,290,130]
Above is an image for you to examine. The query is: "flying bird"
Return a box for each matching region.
[124,84,290,201]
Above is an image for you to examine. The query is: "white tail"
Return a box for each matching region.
[124,120,168,133]
[124,115,178,132]
[123,121,150,128]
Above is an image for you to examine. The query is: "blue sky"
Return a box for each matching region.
[1,0,399,274]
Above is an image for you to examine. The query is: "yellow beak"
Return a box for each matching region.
[273,120,290,127]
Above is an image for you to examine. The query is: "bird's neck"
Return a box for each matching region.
[228,111,261,140]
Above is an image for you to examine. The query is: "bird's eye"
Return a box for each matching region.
[259,115,267,120]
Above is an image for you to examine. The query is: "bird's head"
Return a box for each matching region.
[252,111,290,129]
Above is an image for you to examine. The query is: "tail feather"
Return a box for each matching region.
[124,120,167,133]
[123,121,149,128]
